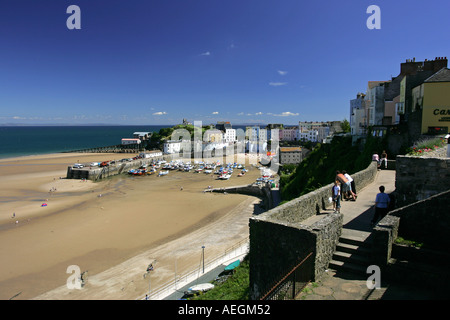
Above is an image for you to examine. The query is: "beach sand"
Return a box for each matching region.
[0,152,267,300]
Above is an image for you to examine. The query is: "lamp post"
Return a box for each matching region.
[202,246,205,274]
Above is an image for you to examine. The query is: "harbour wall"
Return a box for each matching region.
[209,183,274,210]
[66,156,168,181]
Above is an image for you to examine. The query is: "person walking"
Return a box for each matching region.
[371,185,390,226]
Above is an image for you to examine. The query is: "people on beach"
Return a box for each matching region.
[371,185,390,226]
[332,180,341,213]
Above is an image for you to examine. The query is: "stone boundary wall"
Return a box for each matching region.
[372,189,450,267]
[249,213,342,300]
[249,161,378,300]
[395,155,450,207]
[268,161,378,224]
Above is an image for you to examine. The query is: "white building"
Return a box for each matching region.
[366,81,388,126]
[223,128,236,143]
[350,93,367,136]
[163,140,191,154]
[298,130,319,142]
[139,150,163,158]
[121,138,141,145]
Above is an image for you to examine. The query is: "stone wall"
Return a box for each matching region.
[395,155,450,206]
[249,213,342,300]
[268,162,378,224]
[249,161,378,300]
[372,189,450,266]
[210,184,273,209]
[391,189,450,246]
[66,155,169,181]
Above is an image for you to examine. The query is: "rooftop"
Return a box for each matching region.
[424,67,450,83]
[280,147,302,152]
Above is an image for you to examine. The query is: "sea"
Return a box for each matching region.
[0,124,250,160]
[0,125,168,159]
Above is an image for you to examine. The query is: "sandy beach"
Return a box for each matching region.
[0,152,267,300]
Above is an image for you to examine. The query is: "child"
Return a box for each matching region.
[332,180,341,213]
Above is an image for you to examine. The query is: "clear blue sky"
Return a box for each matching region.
[1,0,449,126]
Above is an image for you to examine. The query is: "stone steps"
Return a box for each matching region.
[329,232,373,275]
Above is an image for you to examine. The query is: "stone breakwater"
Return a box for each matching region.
[66,155,171,180]
[209,183,274,209]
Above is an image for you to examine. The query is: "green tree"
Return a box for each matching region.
[341,119,351,133]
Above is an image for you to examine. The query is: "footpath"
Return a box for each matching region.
[296,169,442,300]
[160,169,442,301]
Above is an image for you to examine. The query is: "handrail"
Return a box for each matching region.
[141,237,249,300]
[260,251,314,300]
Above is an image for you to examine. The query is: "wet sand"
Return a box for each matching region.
[0,152,266,300]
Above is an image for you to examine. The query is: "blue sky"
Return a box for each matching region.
[1,0,449,126]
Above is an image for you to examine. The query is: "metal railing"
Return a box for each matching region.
[260,251,314,300]
[142,237,249,300]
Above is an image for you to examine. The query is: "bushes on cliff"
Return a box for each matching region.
[280,134,385,202]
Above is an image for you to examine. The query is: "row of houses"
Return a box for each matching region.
[350,57,450,141]
[200,121,343,144]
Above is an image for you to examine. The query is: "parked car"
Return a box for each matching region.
[73,163,84,168]
[90,162,99,167]
[100,161,110,167]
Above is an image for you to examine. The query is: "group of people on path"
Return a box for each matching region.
[372,150,388,169]
[331,170,357,213]
[330,166,395,226]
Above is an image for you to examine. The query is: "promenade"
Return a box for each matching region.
[160,167,444,301]
[296,168,443,300]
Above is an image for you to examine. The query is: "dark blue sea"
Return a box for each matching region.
[0,125,167,159]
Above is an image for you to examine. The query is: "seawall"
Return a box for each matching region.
[66,156,169,181]
[209,183,274,209]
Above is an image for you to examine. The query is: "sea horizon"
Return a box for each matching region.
[0,123,261,160]
[0,125,169,160]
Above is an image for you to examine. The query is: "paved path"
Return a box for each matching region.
[296,169,442,300]
[161,169,443,300]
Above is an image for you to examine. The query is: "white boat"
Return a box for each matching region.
[158,170,169,176]
[204,169,213,174]
[218,174,231,180]
[187,283,215,294]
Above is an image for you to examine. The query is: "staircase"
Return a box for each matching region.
[329,231,373,275]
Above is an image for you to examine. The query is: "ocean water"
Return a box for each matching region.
[0,125,167,159]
